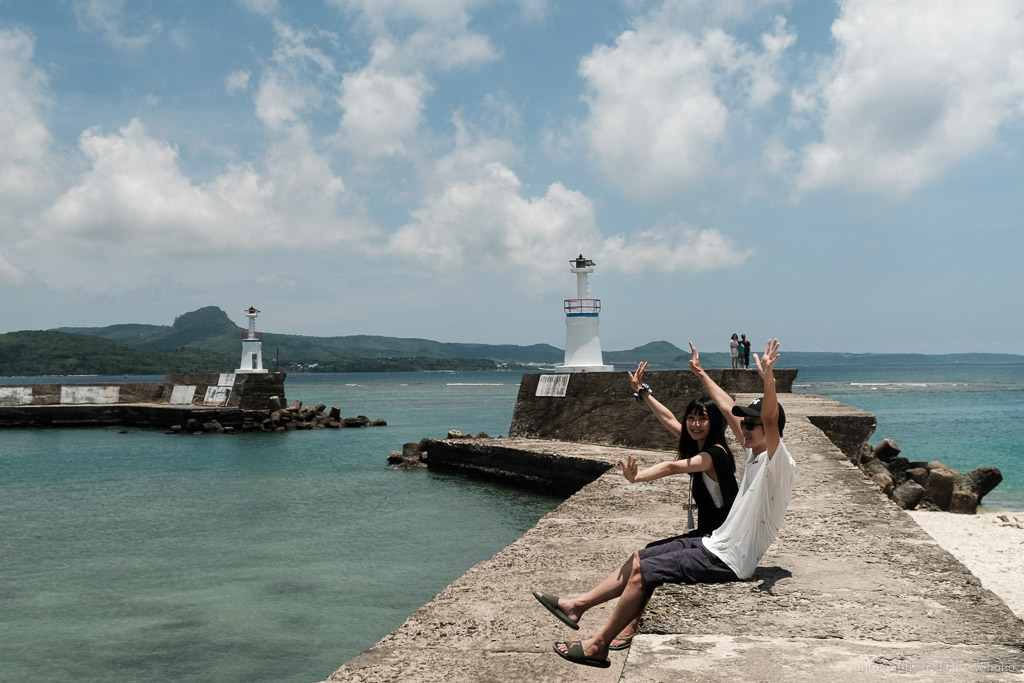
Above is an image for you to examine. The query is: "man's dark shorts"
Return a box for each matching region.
[637,535,737,587]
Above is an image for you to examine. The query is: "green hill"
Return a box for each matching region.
[0,330,234,376]
[54,307,565,368]
[5,305,1016,376]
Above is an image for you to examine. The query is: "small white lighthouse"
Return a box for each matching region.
[237,306,268,374]
[557,255,613,372]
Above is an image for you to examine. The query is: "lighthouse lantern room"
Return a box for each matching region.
[557,255,613,373]
[237,306,268,374]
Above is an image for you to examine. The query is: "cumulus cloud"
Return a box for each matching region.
[254,22,337,131]
[36,119,365,256]
[327,0,499,163]
[335,42,431,161]
[71,0,163,50]
[796,0,1024,195]
[579,10,794,200]
[389,160,600,273]
[0,27,58,219]
[598,224,754,274]
[388,120,751,279]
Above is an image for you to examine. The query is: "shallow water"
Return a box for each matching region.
[0,371,559,682]
[794,363,1024,510]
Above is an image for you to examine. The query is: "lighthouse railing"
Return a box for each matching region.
[241,331,262,340]
[564,298,601,315]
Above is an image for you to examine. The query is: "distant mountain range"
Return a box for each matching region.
[0,306,1021,376]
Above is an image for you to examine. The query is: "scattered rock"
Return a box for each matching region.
[925,467,955,510]
[170,401,385,435]
[891,480,926,510]
[388,442,429,469]
[859,439,1002,513]
[446,429,494,439]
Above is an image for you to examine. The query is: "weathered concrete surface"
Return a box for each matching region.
[324,394,1024,682]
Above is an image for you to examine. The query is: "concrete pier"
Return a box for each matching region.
[0,373,286,428]
[325,393,1024,682]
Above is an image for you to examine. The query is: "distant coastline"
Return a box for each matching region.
[2,305,1022,376]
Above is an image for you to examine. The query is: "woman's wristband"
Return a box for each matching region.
[633,383,652,403]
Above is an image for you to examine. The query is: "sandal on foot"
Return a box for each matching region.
[532,592,579,630]
[552,641,611,668]
[608,635,633,651]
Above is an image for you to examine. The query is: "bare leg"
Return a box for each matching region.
[553,552,637,624]
[611,593,650,645]
[555,553,652,661]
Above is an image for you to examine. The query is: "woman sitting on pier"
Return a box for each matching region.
[623,360,739,538]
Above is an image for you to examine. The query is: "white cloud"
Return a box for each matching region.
[579,11,793,200]
[388,120,750,279]
[71,0,163,50]
[598,224,754,274]
[325,0,501,163]
[237,0,279,15]
[225,69,252,94]
[335,42,431,161]
[36,119,364,259]
[797,0,1024,195]
[0,27,57,224]
[0,250,26,285]
[389,163,600,273]
[254,22,336,131]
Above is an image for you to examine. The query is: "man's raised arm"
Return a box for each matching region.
[754,339,781,459]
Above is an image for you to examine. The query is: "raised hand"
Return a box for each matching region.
[619,455,639,483]
[627,361,647,392]
[753,339,780,377]
[688,341,703,374]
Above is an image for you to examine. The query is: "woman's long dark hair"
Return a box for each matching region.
[678,396,735,473]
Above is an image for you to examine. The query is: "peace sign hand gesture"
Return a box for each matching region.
[627,361,647,392]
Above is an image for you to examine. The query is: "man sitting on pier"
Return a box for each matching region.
[533,338,796,668]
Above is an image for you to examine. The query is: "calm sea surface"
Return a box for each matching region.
[2,364,1022,682]
[0,371,556,683]
[792,363,1024,510]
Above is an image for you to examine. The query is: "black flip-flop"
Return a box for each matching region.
[608,635,633,651]
[532,592,579,630]
[553,641,611,668]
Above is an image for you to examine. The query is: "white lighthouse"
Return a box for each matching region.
[237,306,268,374]
[557,255,614,372]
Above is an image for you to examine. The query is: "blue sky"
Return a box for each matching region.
[1,0,1022,354]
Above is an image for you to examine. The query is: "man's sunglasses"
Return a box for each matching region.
[740,418,763,430]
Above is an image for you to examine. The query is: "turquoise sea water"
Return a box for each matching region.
[793,363,1024,510]
[2,364,1022,682]
[0,371,558,683]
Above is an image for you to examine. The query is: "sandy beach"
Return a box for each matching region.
[907,510,1024,620]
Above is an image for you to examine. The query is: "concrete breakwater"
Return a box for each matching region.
[327,371,1023,682]
[0,372,287,429]
[0,372,389,432]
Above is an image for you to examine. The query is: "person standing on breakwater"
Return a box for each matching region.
[729,333,740,369]
[532,339,795,669]
[590,361,739,651]
[741,334,751,369]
